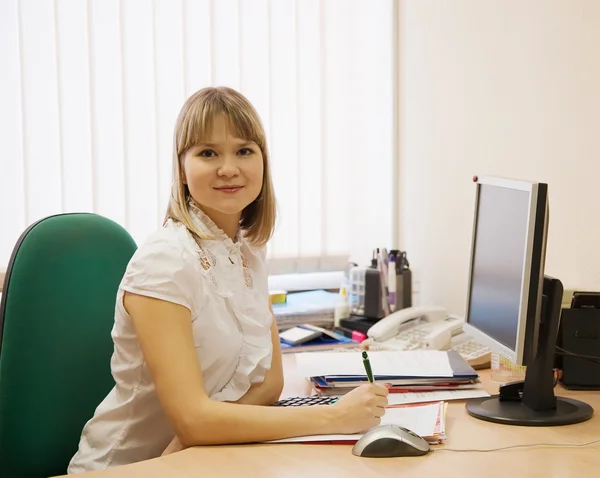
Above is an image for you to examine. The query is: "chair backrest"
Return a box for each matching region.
[0,213,137,477]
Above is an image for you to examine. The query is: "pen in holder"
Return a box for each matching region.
[391,250,412,310]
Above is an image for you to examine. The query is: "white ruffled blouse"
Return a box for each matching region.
[68,203,274,473]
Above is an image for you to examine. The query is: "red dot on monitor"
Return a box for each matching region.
[472,175,478,182]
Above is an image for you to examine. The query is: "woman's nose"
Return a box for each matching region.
[217,156,240,177]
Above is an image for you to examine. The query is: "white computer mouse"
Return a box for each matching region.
[351,424,431,458]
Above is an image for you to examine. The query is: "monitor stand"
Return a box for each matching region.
[466,276,594,426]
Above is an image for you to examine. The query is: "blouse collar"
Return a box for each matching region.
[187,198,242,249]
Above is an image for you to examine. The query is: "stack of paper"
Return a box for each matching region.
[273,290,338,330]
[268,401,447,445]
[296,350,490,404]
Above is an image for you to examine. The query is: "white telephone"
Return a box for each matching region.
[364,306,491,369]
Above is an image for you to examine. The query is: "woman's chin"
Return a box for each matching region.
[204,202,247,218]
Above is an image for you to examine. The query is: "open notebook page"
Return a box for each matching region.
[267,402,442,444]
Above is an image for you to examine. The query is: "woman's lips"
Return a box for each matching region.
[215,186,243,194]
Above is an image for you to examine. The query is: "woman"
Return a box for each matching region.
[68,87,388,473]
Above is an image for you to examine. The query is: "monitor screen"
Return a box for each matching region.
[467,184,530,351]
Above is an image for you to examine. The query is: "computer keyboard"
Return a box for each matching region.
[451,336,491,369]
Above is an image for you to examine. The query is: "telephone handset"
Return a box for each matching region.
[367,306,449,342]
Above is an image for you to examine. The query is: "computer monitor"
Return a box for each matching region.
[463,175,593,426]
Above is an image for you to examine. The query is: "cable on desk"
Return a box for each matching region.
[432,438,600,453]
[555,346,600,364]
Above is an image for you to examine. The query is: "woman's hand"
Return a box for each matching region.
[328,383,389,434]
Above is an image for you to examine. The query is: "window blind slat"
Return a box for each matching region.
[322,0,351,256]
[89,0,126,229]
[297,0,322,257]
[121,0,159,242]
[56,0,94,214]
[239,0,271,144]
[212,0,240,90]
[0,0,26,260]
[182,0,212,97]
[20,0,62,224]
[318,0,328,259]
[154,0,186,219]
[269,0,299,258]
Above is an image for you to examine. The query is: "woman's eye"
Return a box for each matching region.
[199,149,216,158]
[238,147,254,156]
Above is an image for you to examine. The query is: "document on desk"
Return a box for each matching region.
[296,350,454,379]
[386,388,490,406]
[268,402,445,445]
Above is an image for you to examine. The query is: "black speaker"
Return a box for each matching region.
[557,306,600,390]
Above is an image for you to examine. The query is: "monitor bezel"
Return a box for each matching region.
[462,175,541,365]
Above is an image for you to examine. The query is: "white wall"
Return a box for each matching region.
[398,0,600,315]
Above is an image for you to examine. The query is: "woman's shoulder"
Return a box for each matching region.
[120,221,201,308]
[126,221,199,279]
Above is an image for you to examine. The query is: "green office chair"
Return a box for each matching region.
[0,213,137,477]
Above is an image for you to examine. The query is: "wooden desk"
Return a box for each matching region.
[60,354,600,478]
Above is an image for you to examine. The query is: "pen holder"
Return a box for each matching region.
[389,250,412,311]
[349,266,385,319]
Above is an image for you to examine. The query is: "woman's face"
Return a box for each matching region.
[182,115,264,230]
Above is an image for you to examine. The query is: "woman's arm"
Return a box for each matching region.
[233,306,284,406]
[124,292,387,447]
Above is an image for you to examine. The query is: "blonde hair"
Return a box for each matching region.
[165,87,276,248]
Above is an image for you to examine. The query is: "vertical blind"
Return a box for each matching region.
[0,0,395,273]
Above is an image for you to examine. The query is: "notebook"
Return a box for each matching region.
[296,350,477,381]
[314,383,490,405]
[297,349,488,403]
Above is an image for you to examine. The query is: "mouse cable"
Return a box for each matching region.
[555,346,600,364]
[431,438,600,453]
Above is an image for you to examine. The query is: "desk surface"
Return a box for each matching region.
[62,354,600,478]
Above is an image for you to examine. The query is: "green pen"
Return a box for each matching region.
[362,350,374,383]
